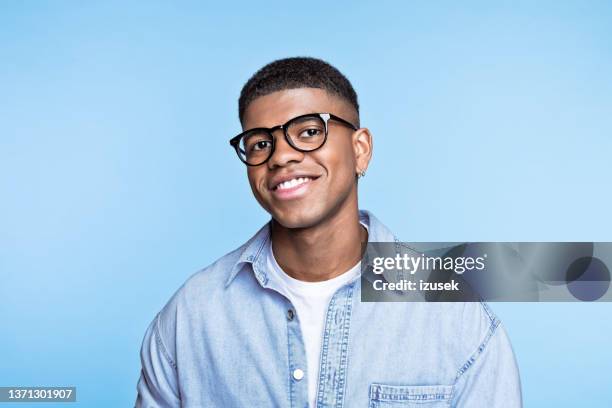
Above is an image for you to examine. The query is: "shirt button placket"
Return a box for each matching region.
[285,302,307,407]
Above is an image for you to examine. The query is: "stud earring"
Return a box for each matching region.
[357,170,366,179]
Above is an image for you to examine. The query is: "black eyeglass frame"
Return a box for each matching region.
[229,112,358,166]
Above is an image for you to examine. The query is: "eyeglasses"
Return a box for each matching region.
[229,112,357,166]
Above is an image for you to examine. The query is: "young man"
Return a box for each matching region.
[135,57,522,407]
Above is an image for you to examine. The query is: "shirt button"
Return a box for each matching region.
[292,368,304,381]
[287,309,294,321]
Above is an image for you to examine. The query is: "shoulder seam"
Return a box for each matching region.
[453,305,500,383]
[153,312,178,371]
[479,301,497,324]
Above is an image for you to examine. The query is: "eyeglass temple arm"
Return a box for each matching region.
[327,114,358,130]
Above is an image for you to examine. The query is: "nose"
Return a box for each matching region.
[267,129,304,169]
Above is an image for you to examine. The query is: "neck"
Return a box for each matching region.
[270,198,368,282]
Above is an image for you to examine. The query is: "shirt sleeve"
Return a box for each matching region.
[452,321,522,407]
[135,313,181,408]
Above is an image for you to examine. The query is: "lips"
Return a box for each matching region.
[273,176,315,191]
[268,174,320,191]
[268,174,320,200]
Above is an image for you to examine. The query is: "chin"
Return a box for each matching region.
[270,205,326,229]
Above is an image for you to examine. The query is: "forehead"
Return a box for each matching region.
[242,88,350,130]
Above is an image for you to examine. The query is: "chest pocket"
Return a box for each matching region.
[369,383,454,407]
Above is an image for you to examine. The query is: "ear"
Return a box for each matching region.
[352,127,373,177]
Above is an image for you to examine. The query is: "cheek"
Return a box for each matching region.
[319,144,356,184]
[246,169,256,186]
[320,154,355,193]
[247,169,266,197]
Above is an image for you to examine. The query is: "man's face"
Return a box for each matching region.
[241,88,366,229]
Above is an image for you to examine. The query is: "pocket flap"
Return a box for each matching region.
[370,383,454,402]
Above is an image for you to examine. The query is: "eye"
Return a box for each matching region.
[251,140,272,152]
[299,128,323,138]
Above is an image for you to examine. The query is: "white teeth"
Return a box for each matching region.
[276,177,312,190]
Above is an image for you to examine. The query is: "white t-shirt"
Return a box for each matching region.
[264,238,362,408]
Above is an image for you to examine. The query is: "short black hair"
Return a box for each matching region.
[238,56,359,126]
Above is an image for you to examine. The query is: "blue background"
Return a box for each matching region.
[1,1,611,406]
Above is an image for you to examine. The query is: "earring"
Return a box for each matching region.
[357,170,366,178]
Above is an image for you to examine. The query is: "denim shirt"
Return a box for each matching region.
[135,210,522,408]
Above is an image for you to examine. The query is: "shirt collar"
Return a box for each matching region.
[224,209,398,288]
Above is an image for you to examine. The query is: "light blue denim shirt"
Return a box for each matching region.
[135,210,522,407]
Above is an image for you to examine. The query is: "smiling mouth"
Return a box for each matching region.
[272,176,319,191]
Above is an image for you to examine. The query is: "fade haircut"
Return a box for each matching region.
[238,56,359,127]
